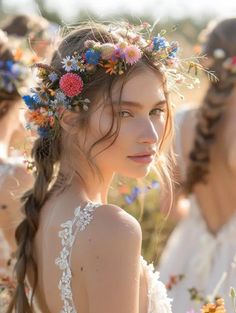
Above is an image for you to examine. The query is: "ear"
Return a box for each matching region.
[59,109,80,134]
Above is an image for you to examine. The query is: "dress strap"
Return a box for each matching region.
[55,202,101,313]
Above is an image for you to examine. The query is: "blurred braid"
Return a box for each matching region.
[185,79,235,193]
[7,134,61,313]
[185,18,236,193]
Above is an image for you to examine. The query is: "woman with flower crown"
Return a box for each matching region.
[0,29,33,277]
[159,18,236,313]
[6,21,198,313]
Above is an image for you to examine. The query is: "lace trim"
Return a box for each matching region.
[55,202,100,313]
[140,257,172,313]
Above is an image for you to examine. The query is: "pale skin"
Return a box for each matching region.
[32,66,167,313]
[172,84,236,235]
[0,100,33,269]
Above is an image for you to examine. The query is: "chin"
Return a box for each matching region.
[121,167,151,179]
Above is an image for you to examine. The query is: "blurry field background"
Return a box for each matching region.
[0,0,235,266]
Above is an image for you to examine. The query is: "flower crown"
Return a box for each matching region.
[0,29,37,96]
[23,22,202,139]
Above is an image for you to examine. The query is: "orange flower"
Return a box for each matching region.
[102,60,118,75]
[201,298,226,313]
[13,48,23,61]
[28,110,48,126]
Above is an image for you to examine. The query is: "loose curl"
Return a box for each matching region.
[7,22,174,313]
[185,18,236,193]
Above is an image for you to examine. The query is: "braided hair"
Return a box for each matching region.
[185,18,236,193]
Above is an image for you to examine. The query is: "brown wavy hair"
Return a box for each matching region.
[185,18,236,193]
[7,22,174,313]
[0,34,21,119]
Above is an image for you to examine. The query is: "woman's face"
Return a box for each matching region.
[79,66,168,179]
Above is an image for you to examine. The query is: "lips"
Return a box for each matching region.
[127,151,156,165]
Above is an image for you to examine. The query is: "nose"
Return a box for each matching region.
[137,119,159,145]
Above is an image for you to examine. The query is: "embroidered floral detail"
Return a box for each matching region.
[55,202,100,313]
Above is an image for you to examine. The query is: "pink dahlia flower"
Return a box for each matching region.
[59,73,83,97]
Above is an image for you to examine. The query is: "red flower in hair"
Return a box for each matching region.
[59,73,83,97]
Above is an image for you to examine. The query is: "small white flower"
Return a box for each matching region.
[61,56,73,72]
[213,48,226,59]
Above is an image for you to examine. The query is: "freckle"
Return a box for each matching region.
[96,256,100,260]
[1,204,7,210]
[81,267,83,271]
[88,238,92,242]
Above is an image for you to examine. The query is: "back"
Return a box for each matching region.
[32,197,144,313]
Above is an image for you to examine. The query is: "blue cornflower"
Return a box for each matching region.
[48,72,59,82]
[168,51,177,59]
[22,95,36,110]
[153,36,169,51]
[37,127,49,138]
[32,92,49,105]
[6,60,14,71]
[170,41,179,53]
[85,49,101,65]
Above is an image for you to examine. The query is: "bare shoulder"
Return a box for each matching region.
[75,204,142,313]
[90,203,142,245]
[75,203,142,262]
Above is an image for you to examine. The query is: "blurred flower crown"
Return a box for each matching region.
[0,29,38,96]
[23,22,207,139]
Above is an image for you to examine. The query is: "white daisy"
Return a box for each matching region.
[61,56,73,72]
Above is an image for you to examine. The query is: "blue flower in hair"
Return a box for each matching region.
[153,36,169,51]
[37,127,49,138]
[22,95,37,110]
[168,52,177,59]
[6,60,14,71]
[85,49,101,65]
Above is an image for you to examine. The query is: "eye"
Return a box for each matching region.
[150,108,165,116]
[119,110,133,118]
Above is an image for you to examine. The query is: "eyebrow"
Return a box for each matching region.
[116,100,167,108]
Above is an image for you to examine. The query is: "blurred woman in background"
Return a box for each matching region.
[159,18,236,313]
[0,13,57,58]
[0,29,33,276]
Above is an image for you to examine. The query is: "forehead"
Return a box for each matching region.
[111,67,165,104]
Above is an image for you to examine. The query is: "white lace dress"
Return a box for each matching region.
[55,202,172,313]
[158,109,236,313]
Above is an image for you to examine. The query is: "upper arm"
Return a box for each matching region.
[81,205,142,313]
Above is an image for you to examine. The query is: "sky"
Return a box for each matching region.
[2,0,236,22]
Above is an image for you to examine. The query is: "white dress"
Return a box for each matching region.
[55,202,172,313]
[158,109,236,313]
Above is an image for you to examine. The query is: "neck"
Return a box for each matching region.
[58,160,114,204]
[71,172,113,204]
